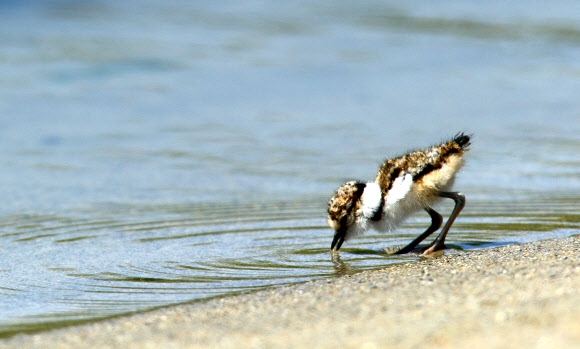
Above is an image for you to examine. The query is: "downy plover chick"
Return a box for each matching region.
[328,133,470,255]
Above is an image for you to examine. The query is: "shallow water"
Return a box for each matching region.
[1,0,580,337]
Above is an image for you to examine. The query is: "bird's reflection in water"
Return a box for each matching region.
[330,252,352,277]
[330,246,422,277]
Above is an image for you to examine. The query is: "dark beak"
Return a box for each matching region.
[330,227,347,251]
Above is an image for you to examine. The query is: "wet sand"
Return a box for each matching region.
[3,236,580,348]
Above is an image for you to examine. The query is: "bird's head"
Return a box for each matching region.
[327,181,367,251]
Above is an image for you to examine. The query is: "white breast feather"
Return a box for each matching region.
[360,182,382,219]
[354,173,420,235]
[369,173,414,232]
[385,173,413,206]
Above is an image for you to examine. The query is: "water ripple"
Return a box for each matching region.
[1,193,579,337]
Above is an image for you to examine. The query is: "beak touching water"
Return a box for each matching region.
[330,226,347,251]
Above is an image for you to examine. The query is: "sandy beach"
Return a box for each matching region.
[3,236,580,349]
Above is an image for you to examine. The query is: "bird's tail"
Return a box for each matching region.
[451,132,471,150]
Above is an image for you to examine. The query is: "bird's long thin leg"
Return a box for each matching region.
[423,191,465,255]
[394,207,442,254]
